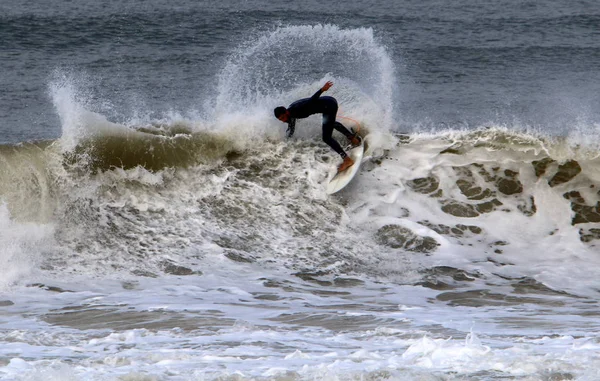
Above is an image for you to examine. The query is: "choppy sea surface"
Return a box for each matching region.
[1,1,600,380]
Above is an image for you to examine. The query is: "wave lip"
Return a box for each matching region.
[64,124,238,172]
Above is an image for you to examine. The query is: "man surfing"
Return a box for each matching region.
[274,81,361,172]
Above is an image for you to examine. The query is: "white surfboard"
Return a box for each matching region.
[326,143,364,195]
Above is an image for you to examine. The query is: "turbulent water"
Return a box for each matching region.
[1,1,600,380]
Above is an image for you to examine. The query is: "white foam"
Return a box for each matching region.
[0,204,53,290]
[344,130,600,295]
[2,268,600,380]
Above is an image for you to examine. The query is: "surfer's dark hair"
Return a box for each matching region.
[274,106,287,118]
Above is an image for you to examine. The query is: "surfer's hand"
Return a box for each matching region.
[286,125,295,138]
[322,81,333,92]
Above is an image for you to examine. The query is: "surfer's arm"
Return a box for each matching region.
[309,81,333,102]
[286,119,296,138]
[310,89,324,102]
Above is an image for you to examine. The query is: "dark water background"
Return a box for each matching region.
[1,0,599,144]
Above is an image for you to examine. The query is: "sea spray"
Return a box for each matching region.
[215,24,395,134]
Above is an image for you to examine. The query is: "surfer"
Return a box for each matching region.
[274,81,361,172]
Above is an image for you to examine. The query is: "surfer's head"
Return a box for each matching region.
[274,106,289,123]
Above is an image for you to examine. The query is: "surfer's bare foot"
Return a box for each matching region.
[350,135,362,147]
[338,156,354,172]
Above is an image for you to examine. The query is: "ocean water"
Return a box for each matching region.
[1,1,600,380]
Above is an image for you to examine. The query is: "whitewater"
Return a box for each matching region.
[2,10,600,381]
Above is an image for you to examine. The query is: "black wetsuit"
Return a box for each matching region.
[285,89,354,158]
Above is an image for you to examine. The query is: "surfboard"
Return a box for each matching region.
[326,143,364,194]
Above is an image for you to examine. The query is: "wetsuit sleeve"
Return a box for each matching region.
[286,118,296,138]
[310,88,324,102]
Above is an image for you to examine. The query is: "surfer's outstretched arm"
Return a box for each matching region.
[310,81,333,101]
